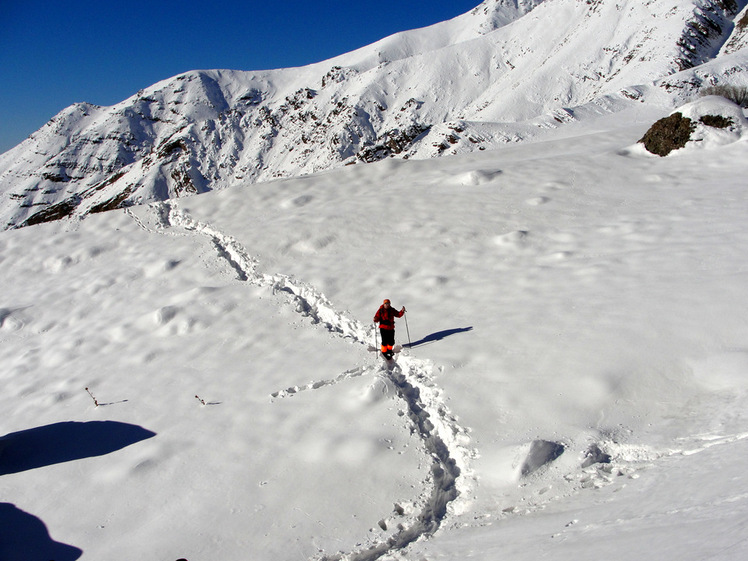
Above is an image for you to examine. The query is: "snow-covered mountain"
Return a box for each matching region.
[3,3,748,560]
[1,0,747,229]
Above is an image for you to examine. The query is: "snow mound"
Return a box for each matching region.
[453,169,503,186]
[678,95,748,146]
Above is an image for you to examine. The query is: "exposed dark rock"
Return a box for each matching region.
[170,167,200,196]
[41,171,68,183]
[20,198,80,227]
[357,124,431,163]
[157,139,188,159]
[699,114,735,128]
[239,89,263,105]
[321,66,355,88]
[88,185,134,214]
[638,112,696,156]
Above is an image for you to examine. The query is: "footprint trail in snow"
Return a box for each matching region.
[136,201,476,560]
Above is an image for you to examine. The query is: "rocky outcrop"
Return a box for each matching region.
[722,4,748,53]
[676,0,743,70]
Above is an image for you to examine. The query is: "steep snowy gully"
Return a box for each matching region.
[126,202,476,560]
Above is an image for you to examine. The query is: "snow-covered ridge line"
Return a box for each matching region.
[136,203,476,559]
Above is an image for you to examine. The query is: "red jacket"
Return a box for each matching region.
[374,305,404,330]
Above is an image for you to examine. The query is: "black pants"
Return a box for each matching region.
[380,328,395,348]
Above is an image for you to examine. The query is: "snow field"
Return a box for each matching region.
[0,211,432,559]
[2,103,748,559]
[165,106,748,552]
[153,200,477,558]
[1,186,476,559]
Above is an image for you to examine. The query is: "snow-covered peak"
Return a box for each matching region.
[327,0,545,70]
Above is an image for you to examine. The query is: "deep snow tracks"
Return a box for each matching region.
[323,356,471,561]
[135,201,475,560]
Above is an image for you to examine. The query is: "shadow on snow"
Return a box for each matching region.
[404,326,473,349]
[0,421,156,558]
[0,420,156,475]
[0,503,83,561]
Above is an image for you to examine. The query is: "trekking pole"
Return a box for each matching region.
[403,309,412,348]
[374,323,378,351]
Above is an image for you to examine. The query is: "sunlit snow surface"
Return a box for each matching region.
[2,105,748,560]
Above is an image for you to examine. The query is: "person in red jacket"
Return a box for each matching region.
[374,298,405,359]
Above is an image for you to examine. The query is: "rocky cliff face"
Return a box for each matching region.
[722,4,748,53]
[1,0,746,229]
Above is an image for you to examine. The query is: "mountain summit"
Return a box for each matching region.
[1,0,746,229]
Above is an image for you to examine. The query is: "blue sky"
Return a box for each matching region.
[0,1,481,154]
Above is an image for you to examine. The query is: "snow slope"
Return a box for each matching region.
[2,0,747,230]
[2,97,748,560]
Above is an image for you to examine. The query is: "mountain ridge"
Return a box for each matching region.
[1,0,747,230]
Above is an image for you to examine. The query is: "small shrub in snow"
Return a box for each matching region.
[739,9,748,30]
[85,387,99,407]
[700,85,748,107]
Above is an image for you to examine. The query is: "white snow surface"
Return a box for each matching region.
[2,102,748,560]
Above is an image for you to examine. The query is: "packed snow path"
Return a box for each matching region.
[129,202,475,560]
